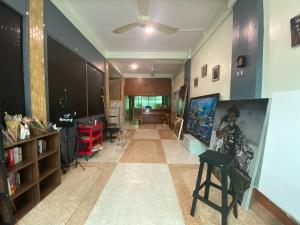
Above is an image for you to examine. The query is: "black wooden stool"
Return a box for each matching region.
[190,150,238,225]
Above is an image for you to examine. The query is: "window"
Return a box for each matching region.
[132,96,168,109]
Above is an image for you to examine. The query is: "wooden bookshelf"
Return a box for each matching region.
[0,131,61,223]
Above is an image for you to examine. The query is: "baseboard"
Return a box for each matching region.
[252,189,297,225]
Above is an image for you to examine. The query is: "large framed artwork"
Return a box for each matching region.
[208,99,269,209]
[186,93,220,146]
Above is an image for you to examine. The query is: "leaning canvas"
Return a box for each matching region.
[173,117,184,140]
[208,99,269,209]
[172,90,180,114]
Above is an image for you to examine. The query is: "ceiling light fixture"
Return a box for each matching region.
[145,26,154,34]
[130,63,139,70]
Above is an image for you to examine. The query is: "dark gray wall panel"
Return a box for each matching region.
[47,36,87,121]
[183,59,191,133]
[0,2,25,115]
[87,64,104,116]
[230,0,264,100]
[1,0,31,115]
[1,0,27,15]
[44,0,105,72]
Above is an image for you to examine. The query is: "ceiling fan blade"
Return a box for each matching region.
[137,0,149,16]
[112,22,139,34]
[151,21,178,35]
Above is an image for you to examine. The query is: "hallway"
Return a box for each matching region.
[17,125,281,225]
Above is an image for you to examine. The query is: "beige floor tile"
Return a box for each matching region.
[162,140,199,164]
[156,124,171,129]
[132,129,160,139]
[120,139,167,163]
[159,129,177,139]
[140,124,157,129]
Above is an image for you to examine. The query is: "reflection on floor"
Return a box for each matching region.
[17,124,282,225]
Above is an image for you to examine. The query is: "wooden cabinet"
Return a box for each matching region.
[0,131,61,223]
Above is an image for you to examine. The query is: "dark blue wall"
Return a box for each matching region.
[230,0,264,99]
[44,0,105,72]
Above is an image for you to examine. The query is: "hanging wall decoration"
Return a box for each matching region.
[291,14,300,47]
[208,99,269,209]
[201,64,208,78]
[193,77,198,87]
[212,65,220,82]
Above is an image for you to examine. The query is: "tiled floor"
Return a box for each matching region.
[85,163,184,225]
[17,124,282,225]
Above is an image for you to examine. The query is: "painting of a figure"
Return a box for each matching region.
[187,93,219,146]
[209,99,269,208]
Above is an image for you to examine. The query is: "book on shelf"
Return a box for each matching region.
[5,147,23,167]
[37,139,46,154]
[7,172,21,196]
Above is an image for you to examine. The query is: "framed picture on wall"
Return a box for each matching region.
[290,14,300,47]
[194,77,198,87]
[201,64,207,77]
[212,65,220,82]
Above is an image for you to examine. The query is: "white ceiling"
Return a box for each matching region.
[51,0,226,77]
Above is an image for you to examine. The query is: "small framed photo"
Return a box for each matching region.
[212,65,220,82]
[201,64,207,77]
[194,77,198,87]
[291,14,300,47]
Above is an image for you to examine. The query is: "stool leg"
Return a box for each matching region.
[232,182,238,219]
[190,162,205,216]
[110,131,113,143]
[221,168,228,225]
[204,165,212,200]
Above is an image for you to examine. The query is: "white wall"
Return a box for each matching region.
[172,68,184,92]
[262,0,300,97]
[190,13,233,100]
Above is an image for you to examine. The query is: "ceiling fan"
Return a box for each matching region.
[112,0,178,35]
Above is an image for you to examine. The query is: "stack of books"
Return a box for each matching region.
[4,147,23,167]
[7,172,21,196]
